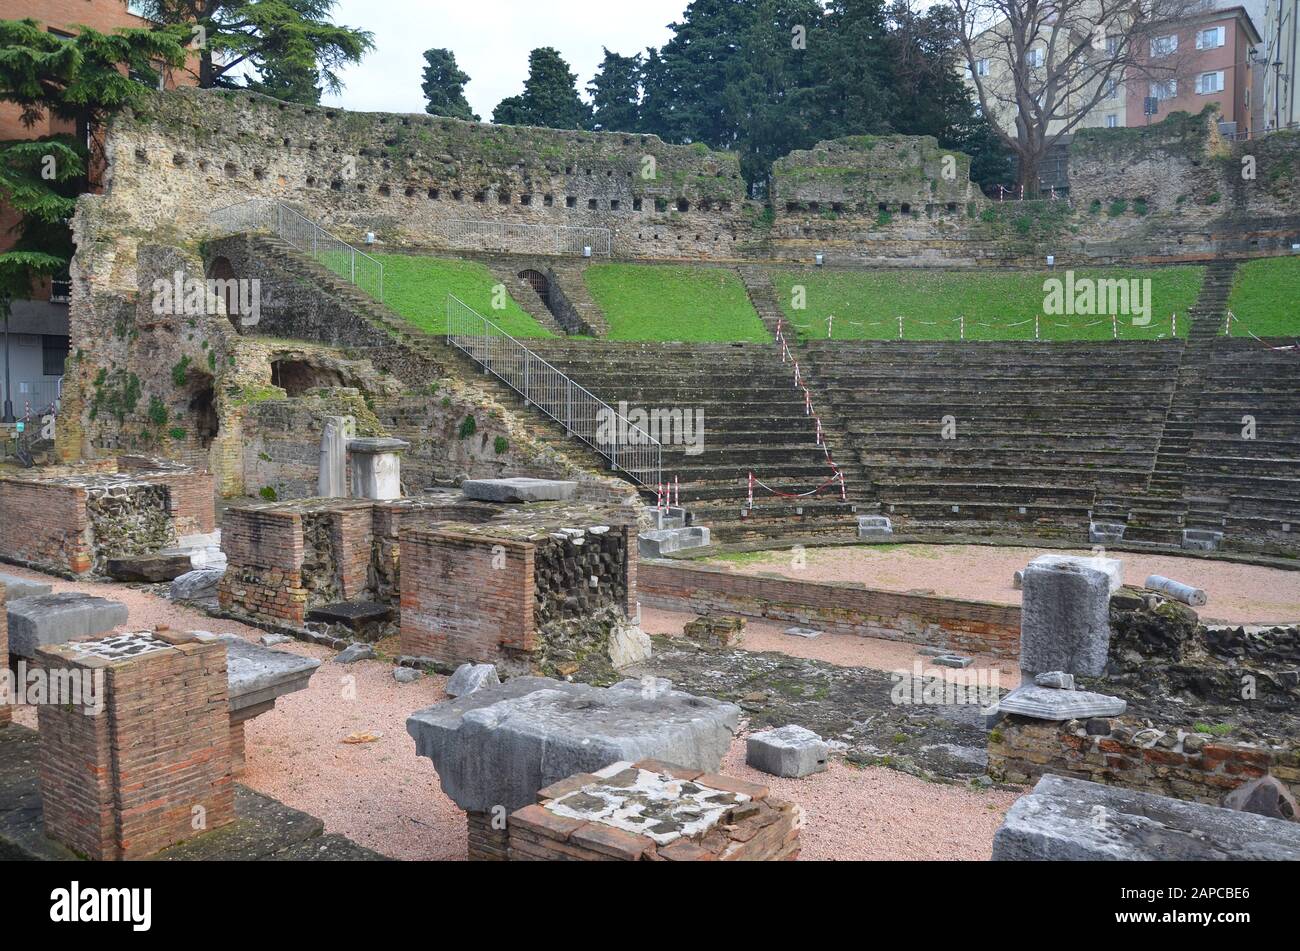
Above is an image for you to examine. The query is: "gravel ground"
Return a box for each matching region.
[2,563,1015,861]
[701,543,1300,625]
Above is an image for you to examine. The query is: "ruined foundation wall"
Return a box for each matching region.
[0,478,93,575]
[0,583,9,728]
[218,507,308,625]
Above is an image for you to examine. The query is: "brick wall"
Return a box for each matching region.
[989,715,1300,806]
[218,507,309,625]
[639,562,1021,657]
[36,631,235,860]
[0,582,8,728]
[0,477,92,575]
[400,529,535,667]
[142,470,216,536]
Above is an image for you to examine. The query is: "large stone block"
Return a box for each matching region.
[746,725,829,778]
[0,572,53,601]
[445,663,500,698]
[996,685,1127,720]
[6,593,128,658]
[107,552,195,583]
[170,566,225,602]
[1019,562,1111,679]
[407,677,740,813]
[638,526,710,557]
[461,478,577,503]
[1028,553,1123,594]
[204,633,321,715]
[993,774,1300,861]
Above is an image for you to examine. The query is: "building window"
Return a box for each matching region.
[1196,26,1226,50]
[1104,78,1120,99]
[975,58,990,76]
[1197,70,1225,94]
[42,335,69,377]
[1026,48,1045,67]
[1150,80,1178,100]
[1150,35,1178,57]
[1105,114,1119,128]
[1105,35,1120,55]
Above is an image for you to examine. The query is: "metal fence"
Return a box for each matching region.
[445,218,612,256]
[2,377,61,418]
[446,295,660,487]
[208,199,384,302]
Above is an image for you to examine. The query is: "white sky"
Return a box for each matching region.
[320,0,689,119]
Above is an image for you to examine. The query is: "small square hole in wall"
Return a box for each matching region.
[543,194,554,206]
[474,191,487,202]
[452,189,463,200]
[498,191,510,204]
[588,198,598,210]
[566,196,577,208]
[520,194,532,205]
[610,199,620,210]
[632,198,643,211]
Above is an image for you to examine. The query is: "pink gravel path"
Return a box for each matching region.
[702,543,1300,625]
[2,563,1016,860]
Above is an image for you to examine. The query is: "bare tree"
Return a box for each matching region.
[954,0,1201,196]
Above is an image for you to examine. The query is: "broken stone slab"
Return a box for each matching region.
[1019,561,1112,680]
[993,774,1300,861]
[1034,671,1076,690]
[1222,776,1297,823]
[406,676,740,813]
[1028,553,1123,594]
[650,506,687,530]
[107,552,195,583]
[996,684,1127,720]
[461,477,577,503]
[608,620,652,670]
[785,626,823,639]
[746,725,829,778]
[306,601,392,630]
[260,633,291,647]
[445,663,500,698]
[1182,528,1222,552]
[1144,575,1208,607]
[6,593,129,658]
[857,515,893,539]
[932,654,973,669]
[203,634,321,715]
[333,644,376,664]
[394,667,422,684]
[169,566,225,602]
[638,526,710,557]
[0,572,52,602]
[683,613,745,647]
[1089,521,1125,545]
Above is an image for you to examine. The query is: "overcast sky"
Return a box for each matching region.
[320,0,689,120]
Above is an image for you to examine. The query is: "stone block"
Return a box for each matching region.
[306,601,392,630]
[996,685,1127,720]
[204,634,320,715]
[107,552,195,583]
[0,572,52,601]
[333,644,375,664]
[784,626,823,639]
[1182,528,1222,552]
[746,725,829,778]
[993,774,1300,860]
[638,526,710,557]
[609,620,651,670]
[1089,521,1125,545]
[6,593,128,658]
[406,676,740,813]
[445,663,500,698]
[857,515,893,539]
[1028,554,1123,594]
[1034,671,1076,690]
[933,654,973,669]
[461,478,577,503]
[683,613,745,647]
[1222,776,1297,822]
[169,566,224,602]
[1019,561,1111,679]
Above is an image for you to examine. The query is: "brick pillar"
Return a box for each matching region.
[466,809,510,861]
[0,582,9,729]
[36,630,235,860]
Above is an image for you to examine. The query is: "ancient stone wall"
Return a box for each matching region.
[0,582,8,728]
[638,562,1021,657]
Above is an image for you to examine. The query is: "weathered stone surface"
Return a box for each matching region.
[746,725,829,778]
[204,634,320,714]
[461,477,577,503]
[446,663,500,698]
[107,552,194,583]
[638,526,710,557]
[993,774,1300,861]
[683,613,746,647]
[784,626,823,639]
[857,515,893,538]
[0,572,52,601]
[333,643,376,664]
[393,667,422,684]
[1028,554,1123,594]
[1144,575,1208,607]
[349,437,409,501]
[1222,776,1298,822]
[996,684,1127,720]
[169,566,224,601]
[1019,562,1111,679]
[6,593,128,658]
[306,601,392,629]
[933,654,973,669]
[406,676,740,812]
[608,620,652,670]
[1034,671,1076,690]
[260,633,291,646]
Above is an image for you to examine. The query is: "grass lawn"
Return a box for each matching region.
[372,254,555,338]
[770,266,1205,342]
[1227,256,1300,338]
[584,263,771,342]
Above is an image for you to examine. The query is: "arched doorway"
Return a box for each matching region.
[206,256,244,331]
[519,269,549,299]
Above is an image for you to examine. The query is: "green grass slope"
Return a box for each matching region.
[584,263,771,342]
[771,266,1204,341]
[1227,256,1300,338]
[374,254,555,338]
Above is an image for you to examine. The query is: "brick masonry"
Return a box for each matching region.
[36,630,235,860]
[0,581,9,729]
[467,809,510,861]
[639,561,1021,657]
[989,715,1300,806]
[218,506,309,625]
[506,760,801,861]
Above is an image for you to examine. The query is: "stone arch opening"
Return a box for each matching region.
[188,373,220,450]
[205,256,247,332]
[519,269,549,298]
[270,358,350,397]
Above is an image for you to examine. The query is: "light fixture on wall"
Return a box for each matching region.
[815,253,824,267]
[583,246,592,258]
[364,232,376,245]
[1046,254,1056,269]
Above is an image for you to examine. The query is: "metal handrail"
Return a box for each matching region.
[208,198,384,301]
[445,294,661,488]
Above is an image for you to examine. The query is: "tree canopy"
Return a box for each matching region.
[421,47,477,121]
[492,47,591,130]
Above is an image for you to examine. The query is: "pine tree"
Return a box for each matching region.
[587,49,642,133]
[421,48,477,121]
[492,47,591,130]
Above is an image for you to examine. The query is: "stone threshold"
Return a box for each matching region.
[0,726,389,862]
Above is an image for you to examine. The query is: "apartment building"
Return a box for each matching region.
[1260,0,1298,129]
